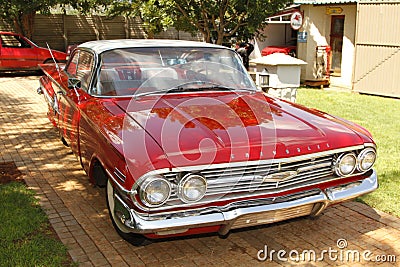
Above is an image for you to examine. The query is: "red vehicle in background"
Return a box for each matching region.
[261,45,297,57]
[0,32,67,71]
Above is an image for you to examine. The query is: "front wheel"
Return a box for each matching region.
[106,179,148,246]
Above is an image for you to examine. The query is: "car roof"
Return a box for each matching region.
[78,39,229,54]
[0,32,19,35]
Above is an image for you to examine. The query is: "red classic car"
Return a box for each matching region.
[0,32,67,70]
[38,39,377,245]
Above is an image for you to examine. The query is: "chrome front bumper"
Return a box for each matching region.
[112,170,378,236]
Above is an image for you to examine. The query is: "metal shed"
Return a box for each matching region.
[293,0,400,98]
[353,0,400,98]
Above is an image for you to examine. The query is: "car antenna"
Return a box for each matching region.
[46,42,79,99]
[46,42,62,79]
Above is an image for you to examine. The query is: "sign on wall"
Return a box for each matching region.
[290,11,303,30]
[326,7,343,15]
[297,32,307,43]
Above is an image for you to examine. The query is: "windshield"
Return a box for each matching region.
[93,47,257,97]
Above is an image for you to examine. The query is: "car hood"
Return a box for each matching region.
[112,92,372,167]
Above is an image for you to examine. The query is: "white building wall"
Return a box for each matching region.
[298,4,357,88]
[254,24,295,58]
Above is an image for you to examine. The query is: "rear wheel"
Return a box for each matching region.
[44,59,58,64]
[106,179,148,246]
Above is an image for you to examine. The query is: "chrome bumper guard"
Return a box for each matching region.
[112,170,378,236]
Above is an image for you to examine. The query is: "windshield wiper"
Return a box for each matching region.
[169,81,256,92]
[169,82,232,92]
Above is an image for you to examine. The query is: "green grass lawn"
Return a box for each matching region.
[0,182,73,266]
[297,88,400,217]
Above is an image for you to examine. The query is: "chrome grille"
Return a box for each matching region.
[163,154,335,206]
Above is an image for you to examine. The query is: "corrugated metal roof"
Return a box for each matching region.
[294,0,400,5]
[359,0,400,3]
[294,0,357,4]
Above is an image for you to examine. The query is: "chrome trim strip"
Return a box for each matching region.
[41,86,54,106]
[363,142,376,149]
[106,169,134,195]
[114,167,126,183]
[109,170,377,235]
[297,162,332,173]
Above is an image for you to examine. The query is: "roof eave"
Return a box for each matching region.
[294,0,357,4]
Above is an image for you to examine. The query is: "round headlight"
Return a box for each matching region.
[357,148,376,172]
[140,177,171,207]
[335,153,357,176]
[178,174,207,203]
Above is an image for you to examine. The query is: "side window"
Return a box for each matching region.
[76,51,93,91]
[66,50,94,91]
[15,36,31,48]
[76,51,94,90]
[0,34,30,48]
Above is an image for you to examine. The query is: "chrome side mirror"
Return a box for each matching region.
[68,77,81,89]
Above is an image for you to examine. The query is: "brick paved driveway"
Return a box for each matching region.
[0,75,399,266]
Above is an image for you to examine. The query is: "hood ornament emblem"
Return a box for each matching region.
[262,171,298,187]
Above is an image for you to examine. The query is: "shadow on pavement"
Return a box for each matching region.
[0,70,42,77]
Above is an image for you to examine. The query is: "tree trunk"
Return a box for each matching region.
[13,12,35,39]
[202,31,212,43]
[216,30,225,45]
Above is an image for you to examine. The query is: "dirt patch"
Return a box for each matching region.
[0,161,23,184]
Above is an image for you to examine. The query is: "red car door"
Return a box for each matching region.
[57,50,94,157]
[0,33,38,69]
